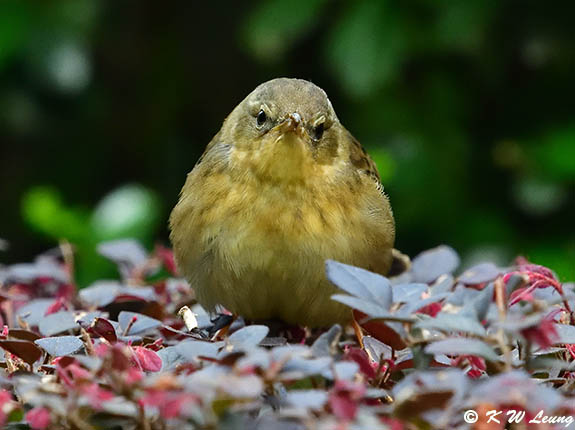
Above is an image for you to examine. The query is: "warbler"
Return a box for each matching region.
[170,78,395,327]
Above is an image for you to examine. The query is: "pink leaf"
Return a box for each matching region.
[520,312,559,349]
[0,390,12,427]
[82,383,115,409]
[329,393,358,421]
[328,380,365,421]
[161,395,188,419]
[44,297,67,316]
[26,407,51,429]
[155,244,178,276]
[133,346,162,372]
[140,390,196,419]
[125,367,144,385]
[344,347,377,379]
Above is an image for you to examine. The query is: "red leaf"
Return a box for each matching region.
[154,244,178,276]
[329,393,358,420]
[467,368,483,379]
[509,287,535,305]
[81,383,114,409]
[416,302,442,317]
[90,318,118,343]
[8,329,41,342]
[113,294,149,303]
[96,344,131,371]
[520,311,559,349]
[380,417,405,430]
[328,380,365,421]
[141,390,196,419]
[344,347,377,379]
[57,363,91,387]
[125,367,144,385]
[133,346,162,372]
[0,340,43,366]
[145,338,163,351]
[44,297,67,316]
[110,344,132,371]
[467,355,486,371]
[25,407,51,429]
[162,396,187,419]
[53,356,76,368]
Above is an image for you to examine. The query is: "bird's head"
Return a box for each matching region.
[222,78,344,182]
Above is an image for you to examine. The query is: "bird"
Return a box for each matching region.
[169,78,395,327]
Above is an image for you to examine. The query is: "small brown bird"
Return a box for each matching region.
[170,78,395,327]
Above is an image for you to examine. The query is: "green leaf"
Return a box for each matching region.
[0,1,30,70]
[531,124,575,181]
[21,186,89,241]
[90,184,160,242]
[369,146,396,183]
[513,175,569,216]
[326,0,405,98]
[242,0,327,62]
[525,244,575,282]
[433,0,494,53]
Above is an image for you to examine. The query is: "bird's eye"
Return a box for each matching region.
[312,123,324,141]
[256,110,267,127]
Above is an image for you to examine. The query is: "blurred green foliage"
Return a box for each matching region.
[21,185,160,284]
[0,0,573,281]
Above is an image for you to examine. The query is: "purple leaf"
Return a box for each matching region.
[415,313,487,336]
[35,336,84,357]
[285,390,328,410]
[411,246,460,283]
[459,262,501,284]
[17,299,56,326]
[118,311,161,335]
[227,325,269,350]
[425,338,499,361]
[38,311,77,336]
[80,281,156,307]
[326,260,392,309]
[97,240,149,278]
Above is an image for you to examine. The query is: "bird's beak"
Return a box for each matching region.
[278,112,305,138]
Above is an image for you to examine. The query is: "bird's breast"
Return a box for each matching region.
[170,158,393,325]
[212,176,362,269]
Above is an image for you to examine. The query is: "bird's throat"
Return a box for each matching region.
[239,133,313,183]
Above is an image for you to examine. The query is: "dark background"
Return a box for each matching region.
[1,0,573,284]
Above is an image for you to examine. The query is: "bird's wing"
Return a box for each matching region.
[343,128,395,276]
[345,129,385,194]
[192,131,222,169]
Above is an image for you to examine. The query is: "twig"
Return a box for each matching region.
[123,316,138,337]
[494,277,512,371]
[4,351,16,373]
[59,240,76,285]
[80,327,95,356]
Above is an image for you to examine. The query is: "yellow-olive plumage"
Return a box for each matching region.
[170,78,394,327]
